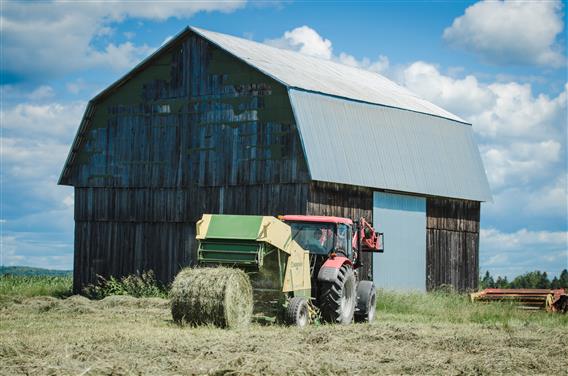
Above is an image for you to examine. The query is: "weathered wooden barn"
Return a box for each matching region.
[59,26,491,293]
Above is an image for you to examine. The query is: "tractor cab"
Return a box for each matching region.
[280,215,383,262]
[280,215,354,259]
[280,214,383,292]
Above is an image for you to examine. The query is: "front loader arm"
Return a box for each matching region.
[356,217,383,253]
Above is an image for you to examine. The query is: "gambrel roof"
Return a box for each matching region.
[60,26,491,201]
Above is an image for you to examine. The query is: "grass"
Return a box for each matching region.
[0,274,73,298]
[0,281,567,375]
[83,271,168,299]
[377,290,568,327]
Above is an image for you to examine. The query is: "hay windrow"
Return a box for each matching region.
[170,267,253,328]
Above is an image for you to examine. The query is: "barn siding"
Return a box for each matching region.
[75,185,309,223]
[73,221,195,292]
[73,184,309,290]
[426,198,480,292]
[307,181,373,220]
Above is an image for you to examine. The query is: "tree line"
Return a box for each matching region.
[480,269,568,290]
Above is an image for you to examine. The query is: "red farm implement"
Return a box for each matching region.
[470,288,568,313]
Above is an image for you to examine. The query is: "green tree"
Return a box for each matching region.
[495,276,509,288]
[559,269,568,288]
[480,271,495,289]
[551,276,560,289]
[540,272,550,289]
[510,271,551,289]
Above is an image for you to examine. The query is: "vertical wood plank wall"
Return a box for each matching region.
[426,198,480,292]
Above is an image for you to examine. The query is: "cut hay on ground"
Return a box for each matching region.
[2,291,567,374]
[170,267,253,328]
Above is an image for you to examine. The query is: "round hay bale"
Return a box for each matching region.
[170,267,253,328]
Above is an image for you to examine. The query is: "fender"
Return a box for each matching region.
[317,256,352,283]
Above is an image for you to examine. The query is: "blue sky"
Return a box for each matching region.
[1,0,567,277]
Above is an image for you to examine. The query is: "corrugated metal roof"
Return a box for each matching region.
[289,89,492,202]
[191,27,466,124]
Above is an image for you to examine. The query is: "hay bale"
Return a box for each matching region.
[170,267,253,328]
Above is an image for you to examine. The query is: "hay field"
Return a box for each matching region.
[1,291,567,375]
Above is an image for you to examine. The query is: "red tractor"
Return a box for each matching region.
[280,215,384,324]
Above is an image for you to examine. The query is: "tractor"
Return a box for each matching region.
[187,214,383,327]
[279,215,383,325]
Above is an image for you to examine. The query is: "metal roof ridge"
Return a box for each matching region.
[287,87,472,126]
[189,26,401,85]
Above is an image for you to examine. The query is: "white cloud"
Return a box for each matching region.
[401,61,494,117]
[265,26,332,59]
[524,174,568,217]
[1,84,55,101]
[1,0,247,78]
[27,85,55,101]
[88,41,154,71]
[482,174,568,224]
[1,101,86,141]
[265,26,389,74]
[480,140,561,190]
[123,31,136,40]
[1,233,73,270]
[443,0,566,67]
[480,228,567,278]
[66,79,87,95]
[399,62,567,194]
[1,137,72,179]
[0,99,82,269]
[471,82,567,140]
[338,53,390,74]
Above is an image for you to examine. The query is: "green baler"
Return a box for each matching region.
[195,214,312,320]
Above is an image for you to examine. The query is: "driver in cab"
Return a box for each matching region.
[305,228,326,254]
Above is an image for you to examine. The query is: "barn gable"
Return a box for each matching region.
[60,30,308,188]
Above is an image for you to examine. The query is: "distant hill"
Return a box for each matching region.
[0,266,72,276]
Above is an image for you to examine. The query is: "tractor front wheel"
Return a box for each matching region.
[354,280,376,323]
[286,296,309,327]
[319,264,356,324]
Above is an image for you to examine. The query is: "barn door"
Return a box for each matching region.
[372,192,426,291]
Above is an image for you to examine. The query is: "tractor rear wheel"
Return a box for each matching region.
[354,280,376,323]
[286,297,309,327]
[319,264,356,324]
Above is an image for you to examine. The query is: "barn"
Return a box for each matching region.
[59,26,491,293]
